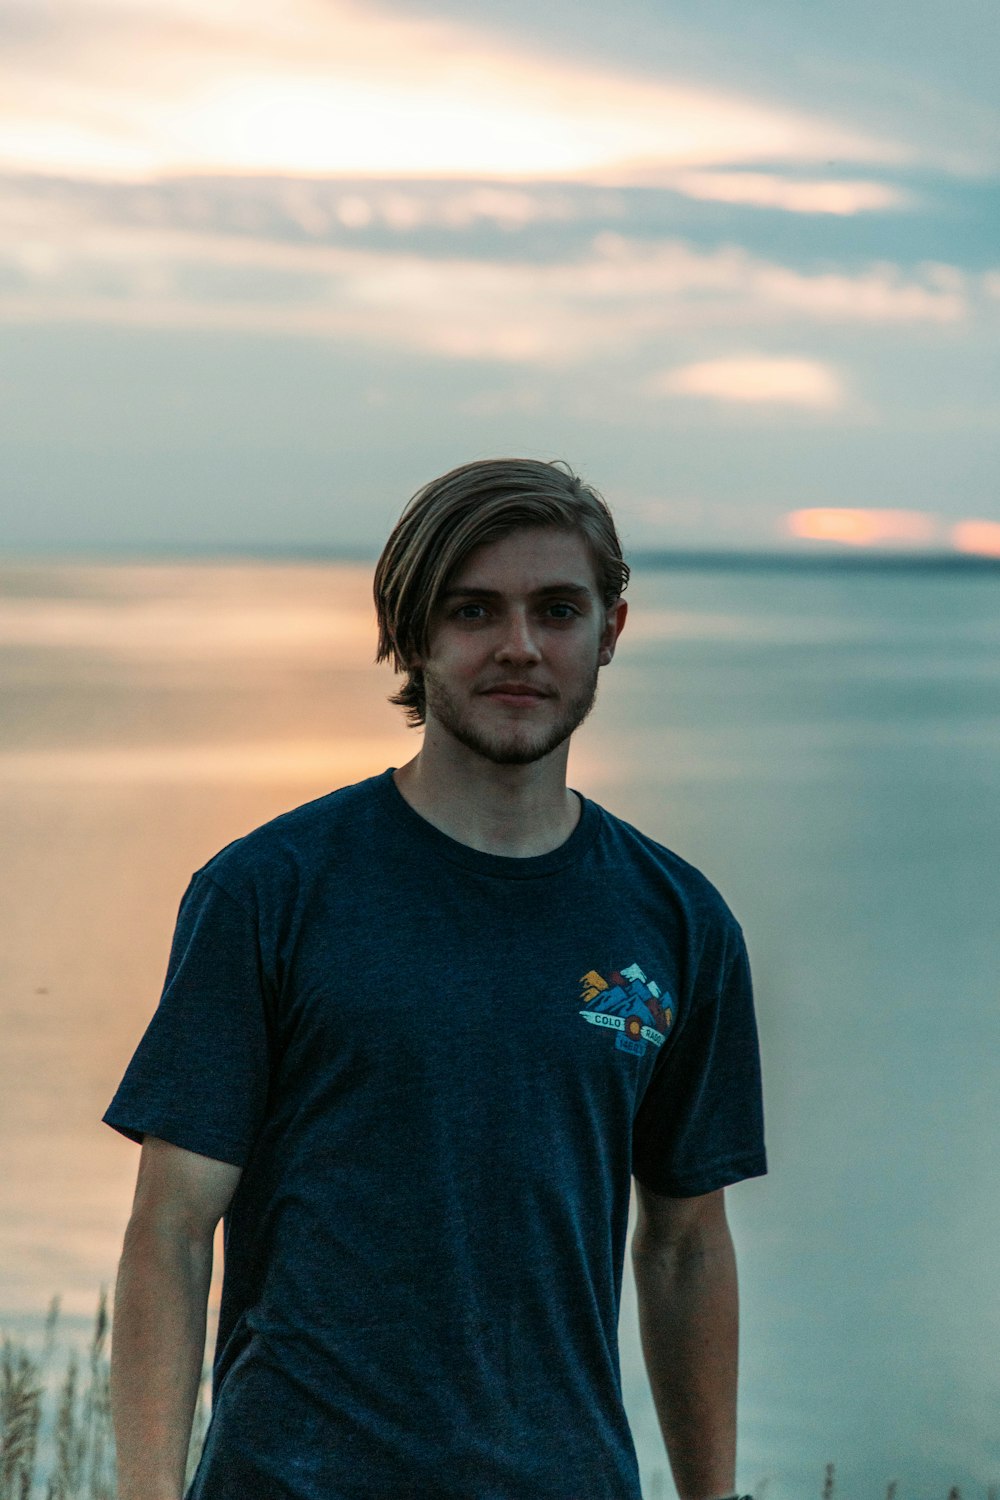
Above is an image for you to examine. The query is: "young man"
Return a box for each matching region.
[104,458,765,1500]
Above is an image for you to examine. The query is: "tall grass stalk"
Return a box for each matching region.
[0,1301,995,1498]
[0,1337,43,1499]
[0,1291,208,1500]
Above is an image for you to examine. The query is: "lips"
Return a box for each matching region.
[482,685,549,697]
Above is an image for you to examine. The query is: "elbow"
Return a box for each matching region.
[120,1211,216,1270]
[631,1182,733,1270]
[631,1219,735,1277]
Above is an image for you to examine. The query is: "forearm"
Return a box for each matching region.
[631,1220,739,1500]
[110,1219,213,1500]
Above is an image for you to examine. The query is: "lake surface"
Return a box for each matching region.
[1,558,998,1498]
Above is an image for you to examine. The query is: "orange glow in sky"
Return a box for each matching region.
[786,508,939,546]
[950,519,1000,557]
[0,0,895,183]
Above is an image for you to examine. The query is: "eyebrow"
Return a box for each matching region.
[439,582,594,602]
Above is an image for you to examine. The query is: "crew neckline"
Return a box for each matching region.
[376,767,602,879]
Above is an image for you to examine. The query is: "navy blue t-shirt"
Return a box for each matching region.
[103,768,766,1500]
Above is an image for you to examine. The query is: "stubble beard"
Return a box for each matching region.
[421,657,602,766]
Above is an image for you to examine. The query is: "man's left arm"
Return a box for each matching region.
[630,1182,740,1500]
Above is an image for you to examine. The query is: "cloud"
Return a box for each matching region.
[0,175,977,368]
[951,518,1000,557]
[751,258,966,323]
[649,356,843,407]
[786,508,941,545]
[662,171,911,216]
[0,0,905,181]
[786,510,1000,555]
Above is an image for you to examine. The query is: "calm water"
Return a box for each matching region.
[1,559,998,1499]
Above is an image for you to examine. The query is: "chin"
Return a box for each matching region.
[465,725,570,767]
[481,744,558,767]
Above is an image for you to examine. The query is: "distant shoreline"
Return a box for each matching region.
[2,548,999,572]
[1,546,1000,573]
[626,550,1000,572]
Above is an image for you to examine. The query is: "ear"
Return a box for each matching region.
[598,599,627,667]
[398,633,424,672]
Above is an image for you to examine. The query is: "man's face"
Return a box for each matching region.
[413,526,627,767]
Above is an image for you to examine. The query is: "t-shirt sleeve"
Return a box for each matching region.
[102,869,275,1167]
[631,922,767,1197]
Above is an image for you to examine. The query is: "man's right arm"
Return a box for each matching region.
[110,1136,242,1500]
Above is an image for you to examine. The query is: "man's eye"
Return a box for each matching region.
[548,603,580,619]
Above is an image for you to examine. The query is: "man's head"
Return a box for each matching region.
[374,459,630,759]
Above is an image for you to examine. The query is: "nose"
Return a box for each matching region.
[494,607,542,665]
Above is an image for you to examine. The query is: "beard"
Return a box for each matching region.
[422,657,601,766]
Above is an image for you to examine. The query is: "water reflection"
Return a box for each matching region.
[1,559,997,1500]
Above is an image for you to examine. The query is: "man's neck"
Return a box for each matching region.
[392,749,580,859]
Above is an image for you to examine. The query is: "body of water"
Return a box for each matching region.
[1,558,997,1498]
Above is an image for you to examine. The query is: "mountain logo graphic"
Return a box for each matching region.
[578,963,674,1057]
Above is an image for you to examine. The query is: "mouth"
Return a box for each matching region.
[482,686,549,705]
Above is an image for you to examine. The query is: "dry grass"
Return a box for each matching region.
[0,1289,208,1500]
[739,1465,998,1500]
[0,1301,994,1499]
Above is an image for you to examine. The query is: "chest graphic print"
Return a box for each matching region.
[578,963,674,1057]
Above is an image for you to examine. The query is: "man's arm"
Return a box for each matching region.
[630,1182,739,1500]
[110,1136,242,1500]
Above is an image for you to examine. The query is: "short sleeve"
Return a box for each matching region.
[102,871,274,1167]
[631,924,766,1197]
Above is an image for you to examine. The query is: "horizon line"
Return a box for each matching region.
[2,545,999,572]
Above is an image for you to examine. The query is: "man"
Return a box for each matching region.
[105,457,765,1500]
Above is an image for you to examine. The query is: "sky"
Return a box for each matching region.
[1,0,998,556]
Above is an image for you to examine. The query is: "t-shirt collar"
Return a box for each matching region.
[377,767,601,879]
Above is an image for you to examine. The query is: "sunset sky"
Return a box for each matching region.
[1,0,997,554]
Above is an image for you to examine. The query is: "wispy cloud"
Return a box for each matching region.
[785,509,1000,556]
[951,519,1000,557]
[649,356,843,408]
[661,171,912,216]
[0,0,905,181]
[747,258,968,323]
[0,176,980,370]
[787,508,941,545]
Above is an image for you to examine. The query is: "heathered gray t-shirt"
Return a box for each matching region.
[103,767,766,1500]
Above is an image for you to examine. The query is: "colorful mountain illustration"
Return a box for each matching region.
[578,962,674,1054]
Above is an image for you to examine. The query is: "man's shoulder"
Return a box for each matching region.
[595,799,742,933]
[192,768,390,902]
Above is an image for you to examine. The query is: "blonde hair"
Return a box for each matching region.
[373,457,630,727]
